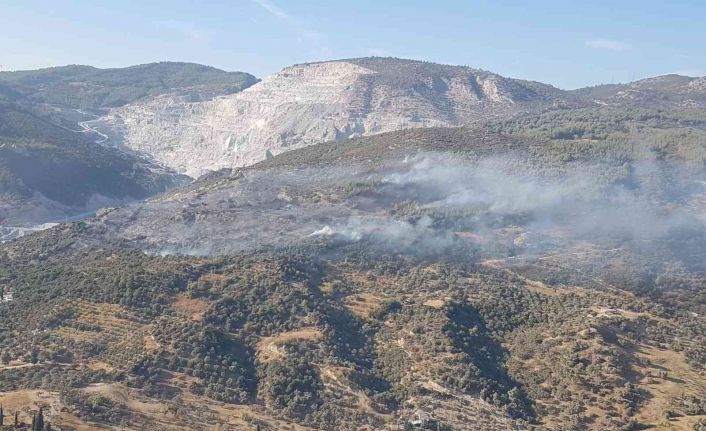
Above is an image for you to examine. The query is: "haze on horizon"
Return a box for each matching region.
[1,0,705,89]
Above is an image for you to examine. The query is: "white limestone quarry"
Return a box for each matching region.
[91,59,560,177]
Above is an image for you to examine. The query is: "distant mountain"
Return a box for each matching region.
[572,74,706,108]
[0,62,258,111]
[91,57,580,177]
[0,102,188,230]
[2,59,704,233]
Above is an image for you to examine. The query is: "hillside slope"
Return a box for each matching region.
[0,116,704,430]
[0,62,257,231]
[91,57,578,176]
[0,102,188,232]
[89,59,706,178]
[572,74,706,109]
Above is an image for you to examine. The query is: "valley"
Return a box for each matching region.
[0,62,257,232]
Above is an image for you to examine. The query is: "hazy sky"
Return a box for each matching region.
[1,0,704,89]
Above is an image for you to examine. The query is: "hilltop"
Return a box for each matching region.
[0,61,258,111]
[91,57,581,176]
[90,58,706,178]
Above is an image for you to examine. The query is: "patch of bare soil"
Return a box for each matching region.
[634,345,706,430]
[343,293,385,318]
[0,390,96,431]
[171,293,211,321]
[256,327,322,363]
[422,299,446,309]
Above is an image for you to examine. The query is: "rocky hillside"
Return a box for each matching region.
[92,57,577,177]
[90,58,706,178]
[573,74,706,109]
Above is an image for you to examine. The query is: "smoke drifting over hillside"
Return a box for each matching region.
[306,154,703,249]
[82,152,705,266]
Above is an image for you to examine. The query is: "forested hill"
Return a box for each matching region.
[0,62,258,110]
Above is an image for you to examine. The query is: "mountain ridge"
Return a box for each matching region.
[0,61,258,110]
[84,57,706,178]
[91,57,584,177]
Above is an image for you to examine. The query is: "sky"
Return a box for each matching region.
[1,0,704,89]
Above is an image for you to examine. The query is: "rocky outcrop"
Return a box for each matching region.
[92,58,571,177]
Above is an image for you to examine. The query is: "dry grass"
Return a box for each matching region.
[171,293,211,321]
[634,345,706,430]
[422,299,446,309]
[86,360,116,372]
[319,365,385,417]
[83,382,131,404]
[343,293,385,318]
[336,266,400,292]
[481,259,577,296]
[143,334,162,351]
[0,390,97,431]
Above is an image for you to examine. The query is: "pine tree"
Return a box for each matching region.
[14,411,18,427]
[35,408,44,431]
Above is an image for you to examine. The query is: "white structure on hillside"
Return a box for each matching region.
[1,288,12,302]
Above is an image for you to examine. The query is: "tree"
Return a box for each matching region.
[693,419,706,431]
[0,404,3,426]
[14,411,19,427]
[34,408,44,431]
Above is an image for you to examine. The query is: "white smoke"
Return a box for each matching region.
[84,153,705,261]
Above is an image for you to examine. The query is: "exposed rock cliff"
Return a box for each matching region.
[92,58,572,177]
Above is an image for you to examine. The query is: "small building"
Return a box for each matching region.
[397,410,440,430]
[411,410,431,428]
[2,291,13,302]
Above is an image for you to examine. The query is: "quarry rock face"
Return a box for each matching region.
[92,58,567,177]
